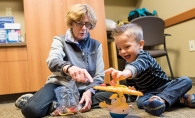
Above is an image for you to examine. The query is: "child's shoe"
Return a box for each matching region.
[15,94,33,109]
[180,94,195,107]
[143,96,166,116]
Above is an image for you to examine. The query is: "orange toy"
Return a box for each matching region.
[94,79,143,118]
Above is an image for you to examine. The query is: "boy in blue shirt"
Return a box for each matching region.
[105,23,195,116]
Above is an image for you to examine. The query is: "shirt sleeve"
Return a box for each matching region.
[125,64,138,78]
[88,88,96,94]
[127,50,153,75]
[46,36,71,76]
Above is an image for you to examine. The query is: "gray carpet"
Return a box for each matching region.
[0,86,194,118]
[0,101,195,118]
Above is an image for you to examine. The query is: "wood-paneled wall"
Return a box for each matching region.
[22,0,109,92]
[0,0,109,95]
[23,0,68,91]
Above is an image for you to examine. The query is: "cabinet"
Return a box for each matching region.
[0,0,109,95]
[0,0,29,94]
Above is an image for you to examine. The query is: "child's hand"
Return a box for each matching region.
[105,68,130,82]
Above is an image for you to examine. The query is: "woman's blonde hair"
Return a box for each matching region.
[66,4,97,30]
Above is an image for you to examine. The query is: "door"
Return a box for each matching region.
[23,0,109,92]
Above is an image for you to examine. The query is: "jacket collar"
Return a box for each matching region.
[64,29,89,44]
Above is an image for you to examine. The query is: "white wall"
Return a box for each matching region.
[104,0,195,77]
[137,0,195,77]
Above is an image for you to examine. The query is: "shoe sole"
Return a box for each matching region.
[15,93,33,109]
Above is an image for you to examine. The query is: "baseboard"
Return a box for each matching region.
[190,77,195,86]
[0,92,36,104]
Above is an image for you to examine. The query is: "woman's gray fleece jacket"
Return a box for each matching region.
[46,31,104,92]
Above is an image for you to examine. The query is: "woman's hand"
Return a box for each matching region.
[63,65,93,83]
[104,68,132,82]
[79,90,92,113]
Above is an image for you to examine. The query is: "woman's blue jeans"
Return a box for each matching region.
[21,83,113,118]
[137,76,192,108]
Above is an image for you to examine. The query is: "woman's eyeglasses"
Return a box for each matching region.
[74,21,92,29]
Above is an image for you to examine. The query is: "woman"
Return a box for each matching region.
[15,4,113,118]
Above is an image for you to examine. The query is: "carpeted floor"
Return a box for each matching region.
[1,101,195,118]
[0,86,195,118]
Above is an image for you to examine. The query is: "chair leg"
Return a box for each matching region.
[166,54,174,79]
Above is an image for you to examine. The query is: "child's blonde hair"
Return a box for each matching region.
[112,23,143,43]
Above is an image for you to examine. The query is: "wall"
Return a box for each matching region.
[136,0,195,77]
[0,0,25,40]
[104,0,137,23]
[104,0,195,78]
[104,0,138,70]
[0,0,110,94]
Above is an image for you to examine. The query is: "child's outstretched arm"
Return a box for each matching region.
[105,68,132,82]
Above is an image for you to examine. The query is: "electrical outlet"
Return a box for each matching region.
[189,40,195,51]
[5,7,12,16]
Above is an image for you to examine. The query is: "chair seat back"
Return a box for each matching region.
[131,16,165,47]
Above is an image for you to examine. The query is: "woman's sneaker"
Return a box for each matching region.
[48,101,60,114]
[15,94,33,109]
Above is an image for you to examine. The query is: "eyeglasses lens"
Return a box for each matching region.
[75,21,92,29]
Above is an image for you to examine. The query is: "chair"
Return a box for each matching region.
[130,16,174,79]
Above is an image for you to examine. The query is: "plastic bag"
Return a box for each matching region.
[51,80,81,116]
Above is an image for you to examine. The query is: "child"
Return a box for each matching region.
[105,23,195,116]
